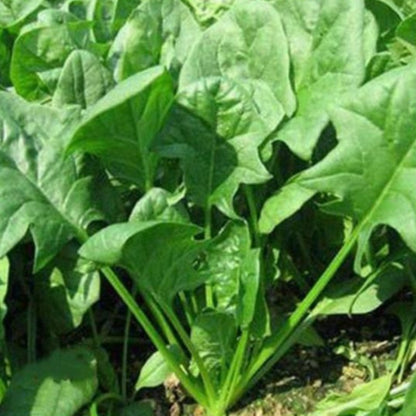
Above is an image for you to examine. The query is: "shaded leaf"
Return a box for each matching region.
[0,347,98,416]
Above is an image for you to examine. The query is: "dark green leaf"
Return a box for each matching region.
[0,347,98,416]
[0,0,43,28]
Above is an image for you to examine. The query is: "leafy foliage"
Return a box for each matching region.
[0,1,415,416]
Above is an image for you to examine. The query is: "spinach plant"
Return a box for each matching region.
[0,0,416,415]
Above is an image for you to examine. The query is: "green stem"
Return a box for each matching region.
[159,302,218,405]
[230,223,363,405]
[121,285,137,401]
[244,185,261,247]
[101,267,208,407]
[220,329,250,407]
[88,308,100,347]
[204,204,214,308]
[179,292,195,326]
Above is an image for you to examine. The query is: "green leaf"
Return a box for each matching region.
[396,12,416,46]
[180,0,295,122]
[10,20,92,101]
[135,345,181,392]
[260,63,416,267]
[117,402,154,416]
[0,0,43,28]
[271,0,367,159]
[109,0,201,80]
[190,311,237,387]
[35,243,100,334]
[79,221,206,303]
[68,66,174,191]
[312,261,408,316]
[53,50,114,109]
[0,93,115,271]
[156,77,271,216]
[0,257,8,343]
[129,187,189,223]
[311,376,391,416]
[0,347,98,416]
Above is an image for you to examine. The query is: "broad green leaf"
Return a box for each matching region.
[0,93,116,270]
[109,0,201,80]
[396,12,416,47]
[79,221,207,303]
[35,243,100,334]
[68,66,174,191]
[10,20,92,101]
[129,187,189,223]
[310,376,391,416]
[180,0,295,123]
[190,311,237,387]
[0,257,8,342]
[312,261,408,316]
[53,50,114,109]
[135,345,181,392]
[271,0,367,160]
[156,77,271,216]
[0,0,43,28]
[0,347,98,416]
[260,64,416,267]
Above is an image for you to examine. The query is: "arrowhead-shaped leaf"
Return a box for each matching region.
[180,0,295,124]
[68,66,174,191]
[109,0,201,80]
[156,77,271,216]
[271,0,367,159]
[261,64,416,267]
[0,93,116,271]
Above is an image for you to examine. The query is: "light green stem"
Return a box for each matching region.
[101,267,208,407]
[230,223,363,405]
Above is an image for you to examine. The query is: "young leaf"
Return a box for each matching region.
[180,0,295,123]
[129,188,189,223]
[0,0,43,28]
[261,63,416,268]
[10,19,92,101]
[0,93,115,271]
[156,77,271,216]
[67,66,174,191]
[53,50,114,109]
[135,345,182,392]
[79,221,207,303]
[271,0,367,159]
[0,347,98,416]
[190,311,237,387]
[109,0,201,80]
